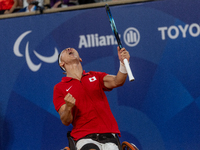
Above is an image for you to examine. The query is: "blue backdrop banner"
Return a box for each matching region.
[1,0,200,149]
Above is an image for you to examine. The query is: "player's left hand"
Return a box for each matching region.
[117,46,130,64]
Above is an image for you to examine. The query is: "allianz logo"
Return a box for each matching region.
[14,31,58,72]
[78,27,140,49]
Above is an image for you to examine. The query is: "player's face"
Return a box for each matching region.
[60,48,81,64]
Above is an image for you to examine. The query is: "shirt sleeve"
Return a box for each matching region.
[53,84,66,112]
[96,71,113,91]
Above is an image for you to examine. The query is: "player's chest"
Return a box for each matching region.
[63,75,102,99]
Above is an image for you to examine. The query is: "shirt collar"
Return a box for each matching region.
[61,70,90,82]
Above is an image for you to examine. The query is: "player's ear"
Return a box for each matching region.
[59,61,64,68]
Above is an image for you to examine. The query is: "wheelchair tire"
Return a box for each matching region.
[122,141,139,150]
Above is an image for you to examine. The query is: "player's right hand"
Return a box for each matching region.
[64,93,76,109]
[117,46,130,64]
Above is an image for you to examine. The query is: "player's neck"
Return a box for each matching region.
[66,63,83,80]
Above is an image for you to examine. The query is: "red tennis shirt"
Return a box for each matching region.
[53,71,120,141]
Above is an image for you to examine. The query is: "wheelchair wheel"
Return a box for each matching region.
[122,141,139,150]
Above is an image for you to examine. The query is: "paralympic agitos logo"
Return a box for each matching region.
[14,31,58,72]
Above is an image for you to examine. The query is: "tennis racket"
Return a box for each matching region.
[105,4,135,81]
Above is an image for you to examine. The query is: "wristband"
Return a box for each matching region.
[119,61,127,74]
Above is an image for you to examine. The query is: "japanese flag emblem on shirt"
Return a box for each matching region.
[89,76,97,82]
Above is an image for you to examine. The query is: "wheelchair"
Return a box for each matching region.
[62,132,139,150]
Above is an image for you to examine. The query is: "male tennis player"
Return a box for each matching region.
[53,47,130,150]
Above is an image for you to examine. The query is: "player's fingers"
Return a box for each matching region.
[120,51,127,57]
[117,47,126,52]
[64,93,71,100]
[121,51,130,61]
[119,48,126,53]
[64,93,75,102]
[117,46,120,52]
[118,48,126,57]
[69,95,76,104]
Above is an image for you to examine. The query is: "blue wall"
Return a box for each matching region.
[1,0,200,149]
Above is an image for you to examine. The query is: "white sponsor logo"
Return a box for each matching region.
[14,31,58,72]
[66,86,72,92]
[89,76,97,82]
[123,27,140,47]
[78,34,119,48]
[158,23,200,40]
[78,27,140,49]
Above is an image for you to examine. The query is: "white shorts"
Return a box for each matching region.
[76,138,119,150]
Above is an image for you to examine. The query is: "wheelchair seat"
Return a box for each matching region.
[63,131,139,150]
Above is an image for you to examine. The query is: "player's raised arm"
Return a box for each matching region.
[103,47,130,89]
[106,4,135,82]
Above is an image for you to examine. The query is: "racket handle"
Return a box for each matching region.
[123,58,135,81]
